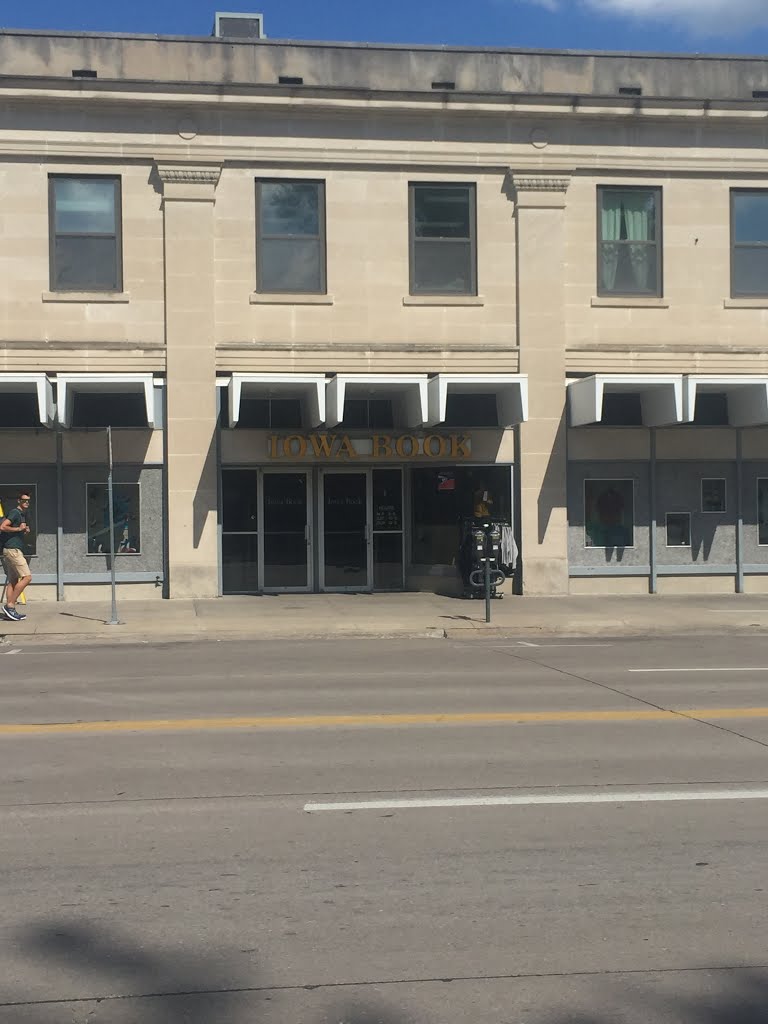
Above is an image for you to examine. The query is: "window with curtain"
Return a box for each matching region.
[731,191,768,296]
[598,187,661,296]
[256,180,326,293]
[49,176,122,291]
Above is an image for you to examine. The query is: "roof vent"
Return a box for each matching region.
[618,86,642,96]
[72,68,98,79]
[213,11,265,39]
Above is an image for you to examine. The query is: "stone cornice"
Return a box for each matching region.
[509,173,571,193]
[156,164,222,186]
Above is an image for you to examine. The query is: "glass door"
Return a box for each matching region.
[320,470,370,591]
[221,469,259,594]
[372,468,404,590]
[261,470,312,592]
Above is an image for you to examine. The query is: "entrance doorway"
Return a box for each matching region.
[319,468,404,592]
[221,469,312,593]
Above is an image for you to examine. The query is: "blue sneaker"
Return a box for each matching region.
[3,606,23,621]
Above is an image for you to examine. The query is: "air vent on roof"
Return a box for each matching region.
[618,86,642,96]
[753,90,768,99]
[213,11,265,39]
[279,76,303,86]
[72,69,98,79]
[432,80,456,90]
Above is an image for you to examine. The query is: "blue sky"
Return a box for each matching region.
[4,1,768,55]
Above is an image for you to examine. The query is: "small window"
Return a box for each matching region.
[444,393,499,427]
[410,183,477,295]
[71,393,147,429]
[598,186,661,296]
[758,479,768,546]
[342,399,393,429]
[666,512,691,548]
[731,191,768,297]
[600,393,643,426]
[584,479,635,549]
[0,485,37,557]
[693,392,729,426]
[86,482,141,555]
[256,180,326,293]
[49,176,121,292]
[237,398,303,429]
[701,478,726,514]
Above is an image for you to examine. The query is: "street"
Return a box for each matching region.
[1,634,768,1022]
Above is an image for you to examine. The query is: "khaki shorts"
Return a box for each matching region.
[2,548,31,584]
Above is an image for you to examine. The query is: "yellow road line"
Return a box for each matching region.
[2,706,768,736]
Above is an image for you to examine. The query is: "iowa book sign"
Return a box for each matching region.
[268,433,472,460]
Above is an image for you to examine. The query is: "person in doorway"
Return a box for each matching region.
[1,492,32,621]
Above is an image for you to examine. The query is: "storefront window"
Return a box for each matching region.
[584,479,634,548]
[411,466,511,566]
[666,512,691,548]
[701,478,726,514]
[86,482,141,554]
[759,479,768,546]
[0,485,37,557]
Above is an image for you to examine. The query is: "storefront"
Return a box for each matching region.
[218,373,526,595]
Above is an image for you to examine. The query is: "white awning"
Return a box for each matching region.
[684,375,768,426]
[568,374,684,427]
[326,374,429,429]
[427,374,528,427]
[57,373,159,429]
[0,373,54,427]
[228,374,327,428]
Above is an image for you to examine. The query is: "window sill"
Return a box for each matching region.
[249,292,334,305]
[403,295,485,306]
[591,296,668,308]
[723,297,768,308]
[42,291,130,303]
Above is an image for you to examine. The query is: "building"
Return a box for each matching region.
[1,18,767,601]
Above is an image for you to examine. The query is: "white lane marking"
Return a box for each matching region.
[1,649,21,656]
[628,667,768,674]
[493,643,614,649]
[305,787,768,812]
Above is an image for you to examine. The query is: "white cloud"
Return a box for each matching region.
[526,0,768,34]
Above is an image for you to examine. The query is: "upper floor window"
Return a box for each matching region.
[598,186,661,297]
[731,190,768,296]
[256,180,326,293]
[409,183,476,295]
[49,176,122,292]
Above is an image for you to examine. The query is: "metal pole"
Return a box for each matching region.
[736,428,744,595]
[106,425,121,625]
[649,427,657,595]
[56,429,64,602]
[484,528,491,624]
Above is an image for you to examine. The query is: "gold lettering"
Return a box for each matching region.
[336,435,358,459]
[423,434,448,458]
[283,435,307,458]
[395,435,418,458]
[268,434,279,458]
[309,434,335,458]
[372,435,393,458]
[450,435,471,459]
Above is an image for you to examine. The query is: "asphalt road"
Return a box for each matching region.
[1,634,768,1022]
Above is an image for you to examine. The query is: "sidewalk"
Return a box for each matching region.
[3,591,768,645]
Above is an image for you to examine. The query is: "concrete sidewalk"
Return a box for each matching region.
[2,591,768,644]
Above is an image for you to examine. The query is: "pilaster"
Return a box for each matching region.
[510,171,571,595]
[157,163,222,598]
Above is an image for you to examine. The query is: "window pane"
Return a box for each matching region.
[260,182,319,236]
[694,392,729,425]
[666,512,691,547]
[72,393,147,429]
[733,193,768,244]
[373,469,402,532]
[600,393,643,426]
[342,399,368,428]
[222,534,259,593]
[414,186,471,239]
[238,398,270,428]
[259,238,322,292]
[222,470,259,533]
[54,179,116,234]
[732,247,768,295]
[444,393,499,427]
[269,398,303,429]
[600,190,656,242]
[54,236,119,290]
[413,239,472,293]
[759,479,768,545]
[600,242,658,295]
[0,394,39,429]
[86,483,141,555]
[584,479,634,548]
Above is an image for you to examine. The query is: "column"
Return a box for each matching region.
[511,172,571,595]
[157,164,222,598]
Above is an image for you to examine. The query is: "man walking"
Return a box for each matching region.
[1,492,32,621]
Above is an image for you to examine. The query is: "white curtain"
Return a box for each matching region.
[600,198,621,291]
[622,192,653,290]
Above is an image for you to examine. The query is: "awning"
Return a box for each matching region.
[684,375,768,426]
[427,374,528,427]
[568,374,684,427]
[326,374,429,428]
[0,373,54,427]
[228,374,327,428]
[57,374,159,429]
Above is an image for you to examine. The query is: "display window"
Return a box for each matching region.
[583,479,634,549]
[86,482,141,555]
